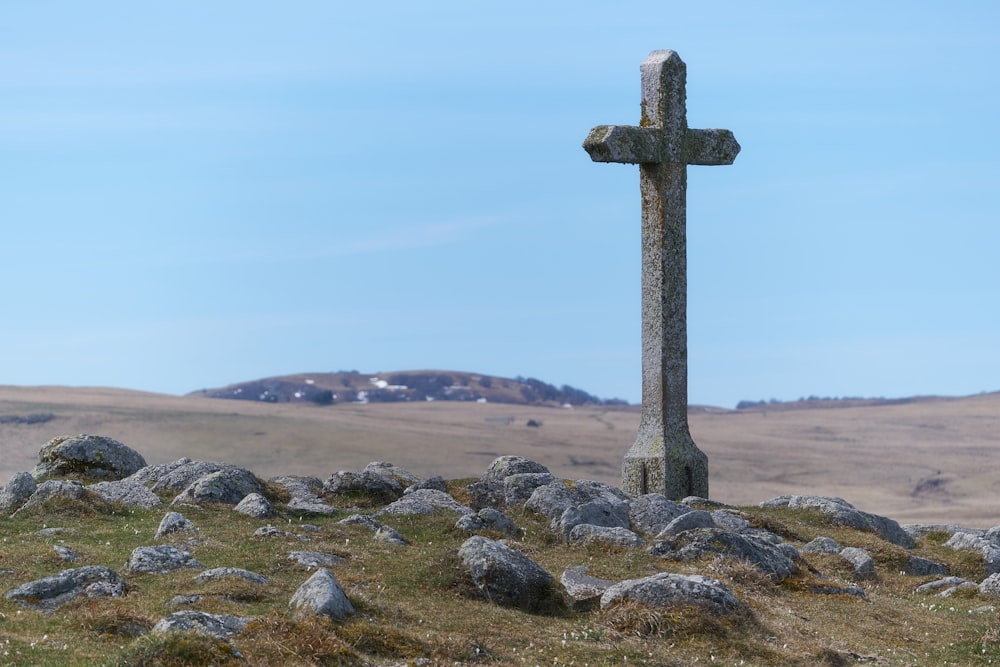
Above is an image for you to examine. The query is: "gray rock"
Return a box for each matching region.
[908,556,949,577]
[32,434,146,481]
[711,510,752,533]
[760,495,915,548]
[288,551,345,569]
[268,475,325,503]
[650,528,798,582]
[627,494,692,535]
[377,489,473,517]
[324,470,403,502]
[126,458,193,486]
[914,576,971,595]
[801,536,842,554]
[337,514,384,532]
[288,568,355,620]
[600,572,741,615]
[0,472,37,514]
[980,573,1000,598]
[839,546,875,579]
[481,455,550,483]
[938,582,979,597]
[811,585,867,598]
[374,525,410,546]
[903,523,980,540]
[364,461,422,486]
[86,479,162,509]
[405,476,448,494]
[553,500,631,537]
[455,508,521,538]
[194,567,269,585]
[560,566,614,610]
[53,545,80,562]
[152,611,250,639]
[655,509,716,537]
[503,473,558,507]
[254,525,294,539]
[127,545,202,573]
[458,536,554,611]
[172,467,263,505]
[155,512,197,540]
[464,480,505,510]
[14,479,85,515]
[778,543,801,561]
[5,565,126,611]
[525,479,630,522]
[568,524,644,548]
[945,532,1000,574]
[234,492,275,518]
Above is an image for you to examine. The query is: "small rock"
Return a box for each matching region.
[127,545,202,573]
[840,547,875,579]
[155,511,197,540]
[561,566,614,611]
[152,611,250,640]
[288,568,355,620]
[458,535,554,611]
[234,492,275,518]
[0,472,37,514]
[455,508,521,538]
[377,489,473,517]
[627,494,692,536]
[53,545,80,562]
[600,572,741,614]
[324,470,403,503]
[195,567,269,585]
[86,479,162,509]
[568,524,644,548]
[655,509,716,537]
[288,551,345,569]
[907,556,948,577]
[5,566,126,611]
[374,526,410,546]
[801,537,842,554]
[172,467,263,505]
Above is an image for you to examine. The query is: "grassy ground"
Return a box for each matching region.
[2,483,1000,665]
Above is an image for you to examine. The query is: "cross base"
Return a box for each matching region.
[622,431,708,500]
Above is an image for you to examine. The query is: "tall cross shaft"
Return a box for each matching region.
[583,50,739,500]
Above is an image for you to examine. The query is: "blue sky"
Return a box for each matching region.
[1,2,998,408]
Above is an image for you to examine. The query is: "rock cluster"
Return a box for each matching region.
[5,437,1000,655]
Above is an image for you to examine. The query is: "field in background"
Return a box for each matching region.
[1,386,999,527]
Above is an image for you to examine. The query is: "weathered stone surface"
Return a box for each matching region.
[455,508,521,539]
[839,547,875,579]
[655,509,715,537]
[650,528,797,582]
[377,489,473,517]
[458,536,554,611]
[126,458,193,486]
[194,567,268,585]
[712,510,752,534]
[600,572,741,614]
[288,568,355,620]
[5,566,126,611]
[324,470,403,503]
[553,500,631,537]
[568,524,644,548]
[32,434,147,481]
[152,611,251,639]
[234,492,275,518]
[525,479,629,522]
[481,455,551,483]
[560,566,614,610]
[915,576,974,596]
[87,479,162,509]
[627,494,692,535]
[405,475,448,494]
[15,479,86,514]
[980,573,1000,599]
[761,495,915,548]
[811,585,867,598]
[148,461,238,492]
[53,545,80,562]
[908,556,949,577]
[337,514,384,532]
[374,525,410,546]
[155,511,197,540]
[172,467,263,506]
[0,472,37,514]
[288,551,345,569]
[801,536,842,555]
[945,531,1000,574]
[127,545,202,573]
[364,461,422,486]
[503,473,557,507]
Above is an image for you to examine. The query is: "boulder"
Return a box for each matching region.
[323,470,403,503]
[5,566,126,611]
[288,551,345,569]
[628,494,692,536]
[649,528,798,582]
[14,479,86,515]
[377,489,473,517]
[503,473,558,507]
[152,611,251,640]
[600,572,742,615]
[980,573,1000,599]
[172,467,263,505]
[288,568,355,620]
[86,479,162,509]
[481,455,551,483]
[0,472,37,514]
[567,524,644,548]
[458,536,554,612]
[554,500,631,537]
[194,567,269,585]
[155,511,197,540]
[32,434,146,481]
[801,536,842,555]
[127,545,202,573]
[915,576,974,596]
[655,509,716,537]
[525,479,629,522]
[760,495,915,548]
[455,508,521,539]
[148,461,241,492]
[364,461,422,486]
[560,566,614,610]
[405,476,448,494]
[839,547,875,579]
[908,556,949,577]
[234,492,275,518]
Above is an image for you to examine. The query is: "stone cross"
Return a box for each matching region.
[583,50,739,500]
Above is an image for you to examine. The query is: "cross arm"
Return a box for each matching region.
[584,125,740,165]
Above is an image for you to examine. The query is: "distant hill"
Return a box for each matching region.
[189,370,630,407]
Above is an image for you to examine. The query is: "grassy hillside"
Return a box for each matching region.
[2,385,1000,527]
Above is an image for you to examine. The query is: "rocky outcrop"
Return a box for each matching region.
[4,565,126,612]
[32,434,147,481]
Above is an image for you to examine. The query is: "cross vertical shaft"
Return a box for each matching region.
[583,50,739,500]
